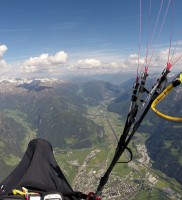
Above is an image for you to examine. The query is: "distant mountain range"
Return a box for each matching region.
[0,78,118,147]
[0,76,181,184]
[0,78,122,180]
[60,72,135,85]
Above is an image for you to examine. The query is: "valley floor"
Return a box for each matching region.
[55,104,182,200]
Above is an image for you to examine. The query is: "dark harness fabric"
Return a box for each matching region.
[0,139,80,200]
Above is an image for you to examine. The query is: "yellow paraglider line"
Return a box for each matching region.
[151,73,182,122]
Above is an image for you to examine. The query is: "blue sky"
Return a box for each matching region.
[0,0,182,78]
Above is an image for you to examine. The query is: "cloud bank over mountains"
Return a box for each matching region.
[0,44,182,78]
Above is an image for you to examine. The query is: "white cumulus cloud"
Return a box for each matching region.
[4,45,182,77]
[0,45,8,58]
[123,49,182,72]
[21,51,68,73]
[146,48,182,71]
[69,58,129,74]
[77,59,102,69]
[125,54,145,66]
[0,45,8,69]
